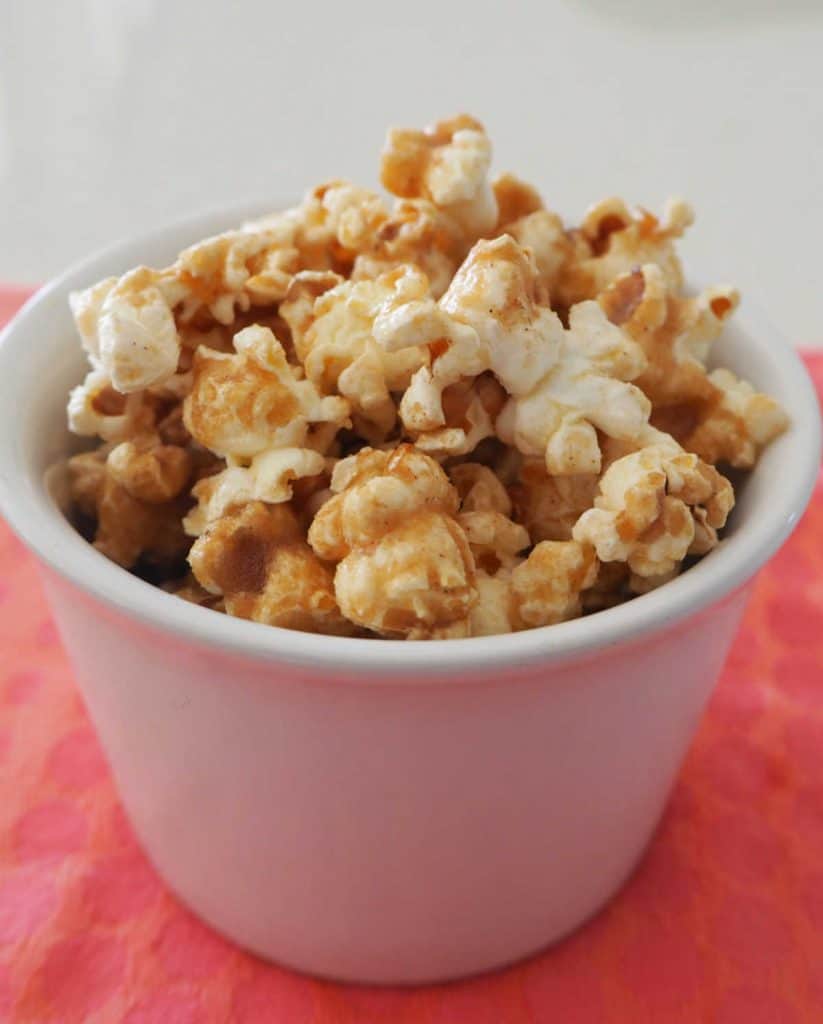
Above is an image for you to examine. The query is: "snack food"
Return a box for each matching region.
[64,115,789,639]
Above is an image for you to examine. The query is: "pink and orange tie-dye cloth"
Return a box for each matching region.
[1,287,822,1023]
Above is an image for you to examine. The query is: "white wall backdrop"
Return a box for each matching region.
[0,0,821,343]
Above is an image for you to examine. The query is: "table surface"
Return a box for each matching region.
[1,285,823,1021]
[1,0,821,347]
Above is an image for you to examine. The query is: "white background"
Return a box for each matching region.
[1,0,821,345]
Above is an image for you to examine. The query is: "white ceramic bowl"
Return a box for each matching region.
[0,205,819,985]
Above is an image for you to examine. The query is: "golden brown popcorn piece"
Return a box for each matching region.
[503,209,575,301]
[379,236,554,425]
[335,510,476,639]
[510,459,599,542]
[381,115,498,241]
[352,199,464,299]
[556,197,694,309]
[600,265,788,468]
[668,368,789,469]
[492,173,543,229]
[95,481,190,570]
[509,541,599,629]
[468,572,517,637]
[289,181,389,266]
[189,501,352,634]
[68,369,160,442]
[450,462,529,573]
[184,323,349,460]
[308,445,477,638]
[66,448,109,520]
[469,541,598,636]
[572,442,734,577]
[173,230,285,324]
[67,448,190,569]
[495,295,651,476]
[410,374,507,458]
[243,180,391,299]
[458,509,530,573]
[69,268,182,393]
[380,235,650,474]
[449,462,512,514]
[177,183,387,320]
[599,263,735,407]
[107,434,192,504]
[304,180,389,255]
[154,402,191,447]
[242,247,302,307]
[182,447,329,536]
[278,270,344,363]
[282,266,429,440]
[68,184,388,398]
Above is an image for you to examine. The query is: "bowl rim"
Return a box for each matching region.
[0,202,820,678]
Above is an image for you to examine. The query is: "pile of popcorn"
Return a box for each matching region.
[64,114,788,639]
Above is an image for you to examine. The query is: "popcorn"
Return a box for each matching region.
[63,112,788,640]
[381,236,649,472]
[492,173,543,228]
[184,324,349,460]
[509,459,599,542]
[600,265,788,467]
[68,183,388,401]
[678,368,790,469]
[572,442,734,577]
[378,236,556,427]
[69,277,117,361]
[434,235,558,398]
[352,199,463,299]
[176,182,387,320]
[557,197,694,308]
[451,462,528,572]
[458,509,530,572]
[599,263,736,406]
[68,369,158,442]
[282,266,429,438]
[183,448,327,536]
[496,300,650,475]
[65,448,110,520]
[411,375,506,457]
[502,210,574,300]
[278,270,344,362]
[469,571,516,637]
[67,448,190,569]
[469,541,598,636]
[297,180,389,257]
[189,501,353,634]
[107,433,192,503]
[381,115,498,240]
[308,446,476,637]
[449,462,513,514]
[69,269,181,394]
[508,541,598,628]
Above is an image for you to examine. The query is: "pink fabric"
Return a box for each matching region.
[2,286,823,1022]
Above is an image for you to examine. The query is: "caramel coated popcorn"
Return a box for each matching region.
[64,114,788,640]
[307,446,476,638]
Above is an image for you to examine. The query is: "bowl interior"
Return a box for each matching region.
[0,204,819,675]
